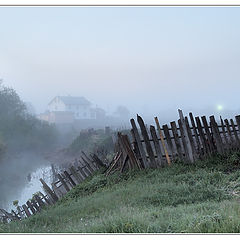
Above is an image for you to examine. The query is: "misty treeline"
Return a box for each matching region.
[0,81,58,160]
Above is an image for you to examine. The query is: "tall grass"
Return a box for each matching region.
[1,152,240,233]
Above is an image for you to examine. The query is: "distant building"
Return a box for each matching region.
[47,96,96,120]
[38,96,107,125]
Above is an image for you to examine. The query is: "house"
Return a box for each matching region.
[47,96,96,120]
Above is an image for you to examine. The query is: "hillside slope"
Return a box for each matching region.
[1,152,240,233]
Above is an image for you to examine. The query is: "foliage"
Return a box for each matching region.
[0,81,58,156]
[2,152,240,233]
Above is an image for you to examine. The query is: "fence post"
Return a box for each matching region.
[178,109,194,163]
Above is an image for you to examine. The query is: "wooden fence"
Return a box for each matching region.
[107,109,240,174]
[0,152,106,223]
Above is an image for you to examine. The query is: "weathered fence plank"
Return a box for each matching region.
[26,201,36,215]
[40,178,58,203]
[69,166,83,184]
[154,117,171,165]
[57,173,70,192]
[189,112,201,154]
[201,116,215,153]
[137,115,156,168]
[163,124,175,161]
[224,119,235,148]
[209,115,224,154]
[64,171,76,187]
[130,118,148,168]
[170,121,183,160]
[22,204,31,217]
[178,109,194,163]
[150,125,164,166]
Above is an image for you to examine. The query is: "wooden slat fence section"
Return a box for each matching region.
[117,109,240,173]
[1,152,103,223]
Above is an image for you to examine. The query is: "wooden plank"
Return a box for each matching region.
[91,154,106,168]
[118,133,134,169]
[137,115,156,168]
[130,129,142,166]
[224,119,235,148]
[40,178,58,203]
[162,124,175,161]
[122,134,142,169]
[189,112,201,154]
[201,116,215,153]
[69,166,83,184]
[178,119,189,161]
[39,192,52,206]
[26,200,36,214]
[130,118,148,168]
[57,173,70,192]
[81,156,95,174]
[11,210,20,220]
[22,204,31,217]
[81,151,97,171]
[170,121,183,160]
[30,199,40,212]
[34,195,45,208]
[52,183,64,199]
[209,115,224,154]
[220,116,230,149]
[178,109,194,163]
[0,209,15,221]
[235,115,240,136]
[230,118,240,147]
[64,170,76,187]
[154,117,171,165]
[195,116,209,155]
[150,125,164,167]
[77,163,88,178]
[184,116,197,158]
[16,206,24,219]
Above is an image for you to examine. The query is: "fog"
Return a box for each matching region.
[0,7,240,118]
[1,6,240,211]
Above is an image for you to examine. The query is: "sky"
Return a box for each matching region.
[0,6,240,119]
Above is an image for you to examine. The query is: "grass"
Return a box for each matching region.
[2,151,240,233]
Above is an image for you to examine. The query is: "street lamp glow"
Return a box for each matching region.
[217,105,223,111]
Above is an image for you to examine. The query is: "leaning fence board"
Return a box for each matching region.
[162,124,175,161]
[130,129,142,164]
[154,117,171,165]
[235,115,240,136]
[137,115,156,168]
[69,166,83,184]
[77,162,88,178]
[150,125,164,167]
[220,116,230,149]
[22,204,31,217]
[209,116,224,154]
[64,170,77,187]
[189,112,201,154]
[178,109,194,163]
[34,195,45,209]
[201,116,215,153]
[30,199,40,212]
[57,173,70,192]
[130,118,148,168]
[184,116,197,158]
[0,209,15,221]
[170,121,184,160]
[40,178,58,203]
[230,119,240,147]
[16,206,24,219]
[26,201,36,215]
[81,151,97,172]
[178,119,189,162]
[224,119,235,148]
[195,116,208,155]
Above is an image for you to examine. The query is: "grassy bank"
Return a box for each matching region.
[2,152,240,233]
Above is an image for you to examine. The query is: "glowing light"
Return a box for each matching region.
[217,105,223,111]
